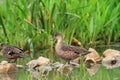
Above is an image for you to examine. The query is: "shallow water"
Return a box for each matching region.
[16,66,120,80]
[0,67,120,80]
[1,46,120,80]
[0,73,18,80]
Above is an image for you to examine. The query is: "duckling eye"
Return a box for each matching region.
[111,60,116,65]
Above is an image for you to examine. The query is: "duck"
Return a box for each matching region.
[53,33,90,64]
[0,43,24,63]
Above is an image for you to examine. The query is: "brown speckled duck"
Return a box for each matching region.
[0,43,24,63]
[53,33,90,64]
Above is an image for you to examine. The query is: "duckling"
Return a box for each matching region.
[0,61,18,73]
[102,49,120,69]
[0,43,24,63]
[53,33,90,64]
[85,48,101,68]
[26,56,51,71]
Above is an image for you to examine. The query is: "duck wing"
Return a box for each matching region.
[3,46,24,58]
[61,45,90,55]
[12,46,23,51]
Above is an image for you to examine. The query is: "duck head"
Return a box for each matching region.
[51,33,63,43]
[0,43,7,50]
[55,33,63,40]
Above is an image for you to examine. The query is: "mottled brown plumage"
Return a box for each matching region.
[0,44,24,63]
[54,33,90,64]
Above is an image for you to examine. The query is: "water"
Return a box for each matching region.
[1,67,120,80]
[0,73,18,80]
[1,46,120,80]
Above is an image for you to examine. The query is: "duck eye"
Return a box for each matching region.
[19,51,22,53]
[1,43,5,47]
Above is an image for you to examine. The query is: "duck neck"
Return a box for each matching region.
[0,46,6,50]
[55,39,63,49]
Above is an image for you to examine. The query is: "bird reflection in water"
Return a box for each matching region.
[0,72,18,80]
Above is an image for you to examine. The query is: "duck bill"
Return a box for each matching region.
[82,51,91,55]
[50,37,55,41]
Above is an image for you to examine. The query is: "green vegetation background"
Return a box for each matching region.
[0,0,120,80]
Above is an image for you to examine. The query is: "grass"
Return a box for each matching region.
[0,0,120,80]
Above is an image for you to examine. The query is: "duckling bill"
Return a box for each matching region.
[53,33,90,64]
[0,43,24,63]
